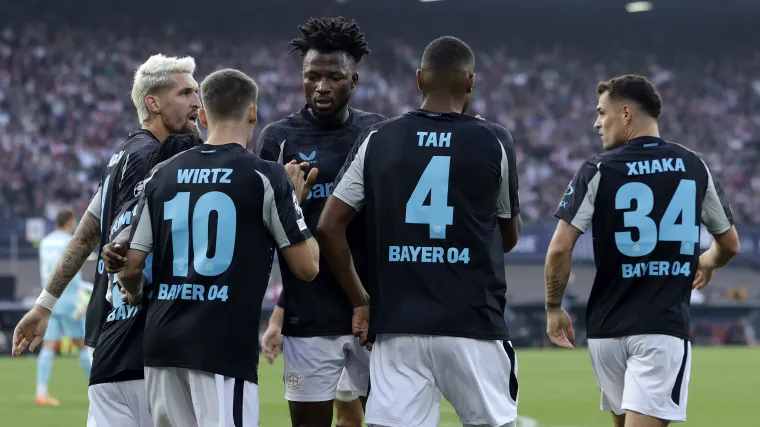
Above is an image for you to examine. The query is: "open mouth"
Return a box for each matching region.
[189,113,198,122]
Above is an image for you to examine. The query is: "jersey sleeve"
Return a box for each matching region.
[259,167,312,249]
[554,160,602,233]
[87,186,103,220]
[332,129,376,211]
[254,124,284,163]
[698,159,735,235]
[128,197,153,253]
[494,128,520,219]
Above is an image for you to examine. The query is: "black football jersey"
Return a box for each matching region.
[85,130,159,347]
[554,136,734,339]
[332,110,520,340]
[89,196,153,386]
[128,143,311,383]
[255,105,385,337]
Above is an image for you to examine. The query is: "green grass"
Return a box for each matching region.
[0,347,755,426]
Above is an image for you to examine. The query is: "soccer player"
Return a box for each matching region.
[255,16,385,426]
[317,36,522,427]
[34,209,91,406]
[117,68,319,427]
[546,75,740,427]
[12,54,201,362]
[87,133,203,427]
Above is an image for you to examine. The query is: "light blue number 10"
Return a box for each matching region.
[164,191,237,277]
[614,179,699,256]
[405,156,454,239]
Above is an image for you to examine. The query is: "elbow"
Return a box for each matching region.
[502,235,519,253]
[722,239,740,259]
[546,244,572,262]
[294,260,319,282]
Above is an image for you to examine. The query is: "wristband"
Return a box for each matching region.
[36,290,59,311]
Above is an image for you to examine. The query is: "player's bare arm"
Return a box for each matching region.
[317,196,370,344]
[117,249,149,304]
[693,226,740,289]
[261,305,284,364]
[544,219,581,349]
[11,210,101,356]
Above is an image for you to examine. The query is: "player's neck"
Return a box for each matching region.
[141,121,169,142]
[627,124,661,142]
[420,96,465,114]
[310,107,350,125]
[205,124,252,149]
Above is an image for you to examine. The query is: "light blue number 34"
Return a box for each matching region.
[164,191,237,277]
[405,156,454,239]
[614,179,699,257]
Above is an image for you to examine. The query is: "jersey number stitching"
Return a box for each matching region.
[405,156,455,239]
[614,179,699,257]
[164,191,237,277]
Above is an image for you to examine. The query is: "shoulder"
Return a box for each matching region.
[352,108,388,128]
[667,141,707,163]
[125,130,160,153]
[471,119,515,147]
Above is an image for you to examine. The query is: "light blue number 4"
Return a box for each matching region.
[405,156,454,239]
[164,191,237,277]
[659,180,699,255]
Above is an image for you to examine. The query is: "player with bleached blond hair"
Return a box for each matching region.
[13,54,201,426]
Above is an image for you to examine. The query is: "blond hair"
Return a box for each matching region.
[131,54,197,123]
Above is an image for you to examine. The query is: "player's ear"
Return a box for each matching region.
[198,107,209,128]
[249,103,258,126]
[416,69,423,91]
[467,73,475,94]
[145,95,160,117]
[622,105,632,125]
[351,72,359,90]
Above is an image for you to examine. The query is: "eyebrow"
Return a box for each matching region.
[179,85,199,94]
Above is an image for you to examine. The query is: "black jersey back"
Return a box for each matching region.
[128,143,311,383]
[555,137,734,339]
[90,196,153,385]
[86,130,159,347]
[332,110,520,340]
[255,106,385,336]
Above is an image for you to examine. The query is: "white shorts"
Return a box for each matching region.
[365,334,519,427]
[335,369,359,402]
[283,335,370,402]
[588,335,691,423]
[144,367,258,427]
[87,380,153,427]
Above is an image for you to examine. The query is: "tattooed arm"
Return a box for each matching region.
[543,219,582,349]
[45,211,101,298]
[544,219,582,309]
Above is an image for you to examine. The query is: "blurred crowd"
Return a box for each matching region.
[1,22,759,226]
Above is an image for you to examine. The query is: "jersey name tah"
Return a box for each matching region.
[255,105,385,337]
[333,110,520,340]
[555,136,734,339]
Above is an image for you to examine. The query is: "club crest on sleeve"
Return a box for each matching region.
[286,371,304,391]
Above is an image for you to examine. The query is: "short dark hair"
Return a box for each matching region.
[200,69,258,120]
[288,16,370,64]
[149,134,204,169]
[421,36,475,74]
[596,75,662,119]
[55,208,75,228]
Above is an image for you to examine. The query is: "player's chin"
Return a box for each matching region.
[310,101,337,117]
